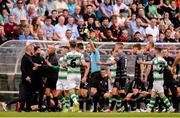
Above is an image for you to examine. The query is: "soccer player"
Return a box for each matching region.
[162,49,178,112]
[76,43,90,111]
[127,44,146,111]
[97,42,129,112]
[144,42,155,92]
[139,47,174,112]
[63,41,88,112]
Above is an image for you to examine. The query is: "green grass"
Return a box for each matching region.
[0,112,179,118]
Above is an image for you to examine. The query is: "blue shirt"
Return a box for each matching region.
[90,49,101,73]
[67,3,75,15]
[66,24,79,38]
[98,2,112,18]
[19,35,34,40]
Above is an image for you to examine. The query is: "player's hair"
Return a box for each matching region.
[155,47,162,53]
[133,44,141,50]
[148,41,154,48]
[116,42,124,49]
[34,46,40,51]
[77,43,84,50]
[69,40,77,48]
[61,46,69,50]
[45,16,52,20]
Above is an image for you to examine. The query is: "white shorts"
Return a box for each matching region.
[67,74,81,89]
[56,79,75,90]
[108,79,115,92]
[152,81,164,93]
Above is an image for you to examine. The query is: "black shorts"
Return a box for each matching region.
[45,78,57,90]
[113,78,126,90]
[80,82,88,89]
[147,73,153,90]
[89,71,101,88]
[132,79,146,91]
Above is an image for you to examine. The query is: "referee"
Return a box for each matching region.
[87,42,101,112]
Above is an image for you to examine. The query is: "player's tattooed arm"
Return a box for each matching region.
[82,61,90,83]
[96,60,116,66]
[172,53,180,68]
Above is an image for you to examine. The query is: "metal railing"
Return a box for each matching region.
[0,40,180,95]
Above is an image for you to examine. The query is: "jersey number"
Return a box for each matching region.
[70,59,76,68]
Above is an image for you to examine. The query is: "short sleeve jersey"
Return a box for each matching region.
[63,50,85,75]
[152,57,168,81]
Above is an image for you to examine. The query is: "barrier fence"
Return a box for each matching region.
[0,40,180,95]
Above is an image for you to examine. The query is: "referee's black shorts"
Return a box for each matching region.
[89,71,101,88]
[45,77,58,90]
[147,73,153,90]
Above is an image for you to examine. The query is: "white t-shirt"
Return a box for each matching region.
[54,24,67,39]
[145,26,159,42]
[113,3,129,15]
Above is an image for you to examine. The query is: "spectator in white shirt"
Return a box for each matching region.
[11,0,27,24]
[54,15,67,40]
[132,18,145,38]
[61,29,74,42]
[53,0,68,13]
[145,18,159,42]
[117,9,126,26]
[45,0,56,15]
[113,0,129,15]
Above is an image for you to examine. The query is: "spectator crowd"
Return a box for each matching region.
[0,0,179,45]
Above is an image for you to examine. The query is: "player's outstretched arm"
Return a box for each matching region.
[172,53,180,68]
[96,60,116,66]
[139,61,152,65]
[82,60,90,83]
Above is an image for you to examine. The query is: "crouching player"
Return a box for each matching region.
[139,47,174,112]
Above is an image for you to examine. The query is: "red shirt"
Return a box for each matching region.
[4,23,19,39]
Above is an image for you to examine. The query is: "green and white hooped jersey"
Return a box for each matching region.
[58,57,67,80]
[152,57,168,81]
[107,56,117,80]
[63,50,84,75]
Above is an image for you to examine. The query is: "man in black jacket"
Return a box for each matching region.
[31,46,46,111]
[19,44,39,112]
[163,49,179,112]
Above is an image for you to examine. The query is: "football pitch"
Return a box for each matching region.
[0,112,179,118]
